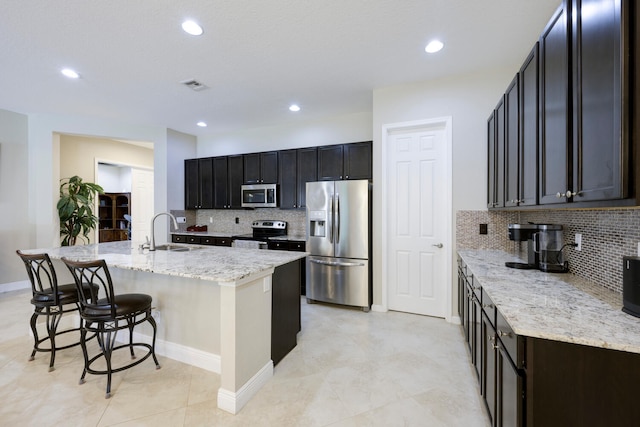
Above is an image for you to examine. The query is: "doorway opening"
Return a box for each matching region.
[58,133,154,245]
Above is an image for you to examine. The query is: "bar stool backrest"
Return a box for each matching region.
[62,258,117,320]
[17,250,61,306]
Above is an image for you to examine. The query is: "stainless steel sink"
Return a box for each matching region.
[153,244,198,252]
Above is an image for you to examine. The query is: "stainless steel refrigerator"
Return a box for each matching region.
[306,179,371,311]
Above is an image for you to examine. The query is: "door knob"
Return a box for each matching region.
[432,243,443,248]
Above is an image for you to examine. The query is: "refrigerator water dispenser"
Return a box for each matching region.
[310,220,326,237]
[308,211,327,237]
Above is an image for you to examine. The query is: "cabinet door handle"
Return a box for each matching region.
[498,330,512,338]
[483,303,494,309]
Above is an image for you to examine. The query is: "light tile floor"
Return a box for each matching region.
[0,289,490,426]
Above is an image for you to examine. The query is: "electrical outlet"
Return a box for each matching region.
[637,242,640,257]
[176,216,186,223]
[479,224,488,235]
[575,233,582,251]
[209,216,213,223]
[235,217,239,224]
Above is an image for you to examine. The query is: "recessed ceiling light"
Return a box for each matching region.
[197,121,207,127]
[289,104,301,112]
[425,40,444,54]
[182,20,203,36]
[61,68,80,79]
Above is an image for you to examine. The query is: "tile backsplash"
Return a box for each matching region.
[173,209,307,237]
[457,208,640,294]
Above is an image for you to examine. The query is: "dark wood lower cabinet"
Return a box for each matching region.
[481,311,497,425]
[496,345,523,427]
[527,337,640,427]
[271,260,301,365]
[460,256,640,427]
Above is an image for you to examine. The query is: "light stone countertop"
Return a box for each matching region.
[458,249,640,354]
[27,241,307,283]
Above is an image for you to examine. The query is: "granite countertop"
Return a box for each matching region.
[458,249,640,354]
[27,241,307,283]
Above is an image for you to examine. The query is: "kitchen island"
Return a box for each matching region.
[25,241,307,414]
[458,249,640,426]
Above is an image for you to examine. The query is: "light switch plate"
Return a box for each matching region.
[176,216,186,223]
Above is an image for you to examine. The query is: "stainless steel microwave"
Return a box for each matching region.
[241,184,278,208]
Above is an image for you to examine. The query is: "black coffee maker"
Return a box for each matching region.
[506,223,569,272]
[506,223,539,269]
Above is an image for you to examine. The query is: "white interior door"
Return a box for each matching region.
[386,124,448,317]
[131,168,154,243]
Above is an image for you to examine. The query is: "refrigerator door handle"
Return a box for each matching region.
[329,195,334,244]
[335,193,340,244]
[310,259,365,267]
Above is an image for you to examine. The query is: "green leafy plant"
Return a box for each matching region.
[57,176,104,246]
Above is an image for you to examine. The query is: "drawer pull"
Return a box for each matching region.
[498,330,512,338]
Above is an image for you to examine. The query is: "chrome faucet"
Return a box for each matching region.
[149,212,179,251]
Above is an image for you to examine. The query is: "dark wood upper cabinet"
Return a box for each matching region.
[495,97,506,208]
[244,151,279,184]
[209,155,244,209]
[227,155,244,208]
[184,157,213,209]
[318,142,372,182]
[539,3,571,205]
[213,156,229,209]
[199,158,214,209]
[488,0,632,210]
[297,147,318,208]
[317,145,344,181]
[519,44,539,207]
[260,151,279,184]
[344,141,372,180]
[243,153,261,184]
[504,76,520,207]
[185,143,368,210]
[278,149,298,209]
[487,112,497,209]
[278,147,318,209]
[571,0,626,202]
[184,159,199,210]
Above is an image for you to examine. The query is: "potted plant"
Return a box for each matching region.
[57,176,104,246]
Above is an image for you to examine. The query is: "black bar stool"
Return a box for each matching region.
[16,250,94,371]
[61,257,161,398]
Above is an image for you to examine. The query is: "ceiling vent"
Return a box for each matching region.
[180,79,208,92]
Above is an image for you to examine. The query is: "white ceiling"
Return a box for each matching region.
[0,0,560,138]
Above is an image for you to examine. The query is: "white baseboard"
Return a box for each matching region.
[217,360,274,414]
[122,330,221,373]
[450,315,462,325]
[371,304,387,312]
[0,280,29,293]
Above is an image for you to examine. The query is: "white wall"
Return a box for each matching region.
[197,111,373,157]
[372,66,517,308]
[98,164,132,193]
[0,108,29,284]
[167,129,197,211]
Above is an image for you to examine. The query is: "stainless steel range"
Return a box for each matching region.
[232,220,287,249]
